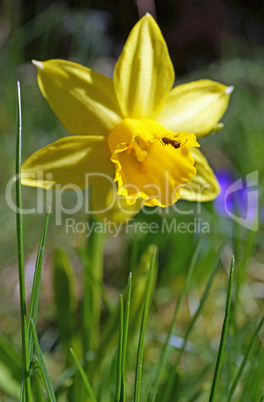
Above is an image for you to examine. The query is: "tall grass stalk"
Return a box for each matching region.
[134,247,157,402]
[16,81,31,402]
[209,256,235,402]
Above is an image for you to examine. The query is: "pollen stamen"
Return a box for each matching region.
[127,136,149,162]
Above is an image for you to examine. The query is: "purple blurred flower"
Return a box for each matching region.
[214,169,259,227]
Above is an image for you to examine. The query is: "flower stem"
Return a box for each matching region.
[83,218,104,357]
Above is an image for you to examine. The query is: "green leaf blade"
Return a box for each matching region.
[70,348,97,402]
[28,208,50,361]
[30,320,56,402]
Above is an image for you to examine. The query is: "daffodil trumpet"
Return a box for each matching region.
[21,14,233,222]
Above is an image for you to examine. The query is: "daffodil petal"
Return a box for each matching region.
[91,176,141,223]
[113,14,175,119]
[156,80,233,138]
[115,140,196,207]
[21,136,114,189]
[180,148,220,201]
[33,59,122,136]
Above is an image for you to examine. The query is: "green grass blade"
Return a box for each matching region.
[28,208,50,361]
[163,241,225,401]
[70,348,97,402]
[227,314,264,401]
[259,395,264,402]
[121,272,132,401]
[150,234,206,402]
[115,294,124,402]
[134,247,157,402]
[76,245,111,313]
[209,256,235,402]
[30,319,56,401]
[16,81,31,402]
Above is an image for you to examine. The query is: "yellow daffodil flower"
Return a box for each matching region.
[21,14,233,221]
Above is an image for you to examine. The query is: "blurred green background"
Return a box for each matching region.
[0,0,264,401]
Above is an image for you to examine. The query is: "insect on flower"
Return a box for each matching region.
[161,137,187,149]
